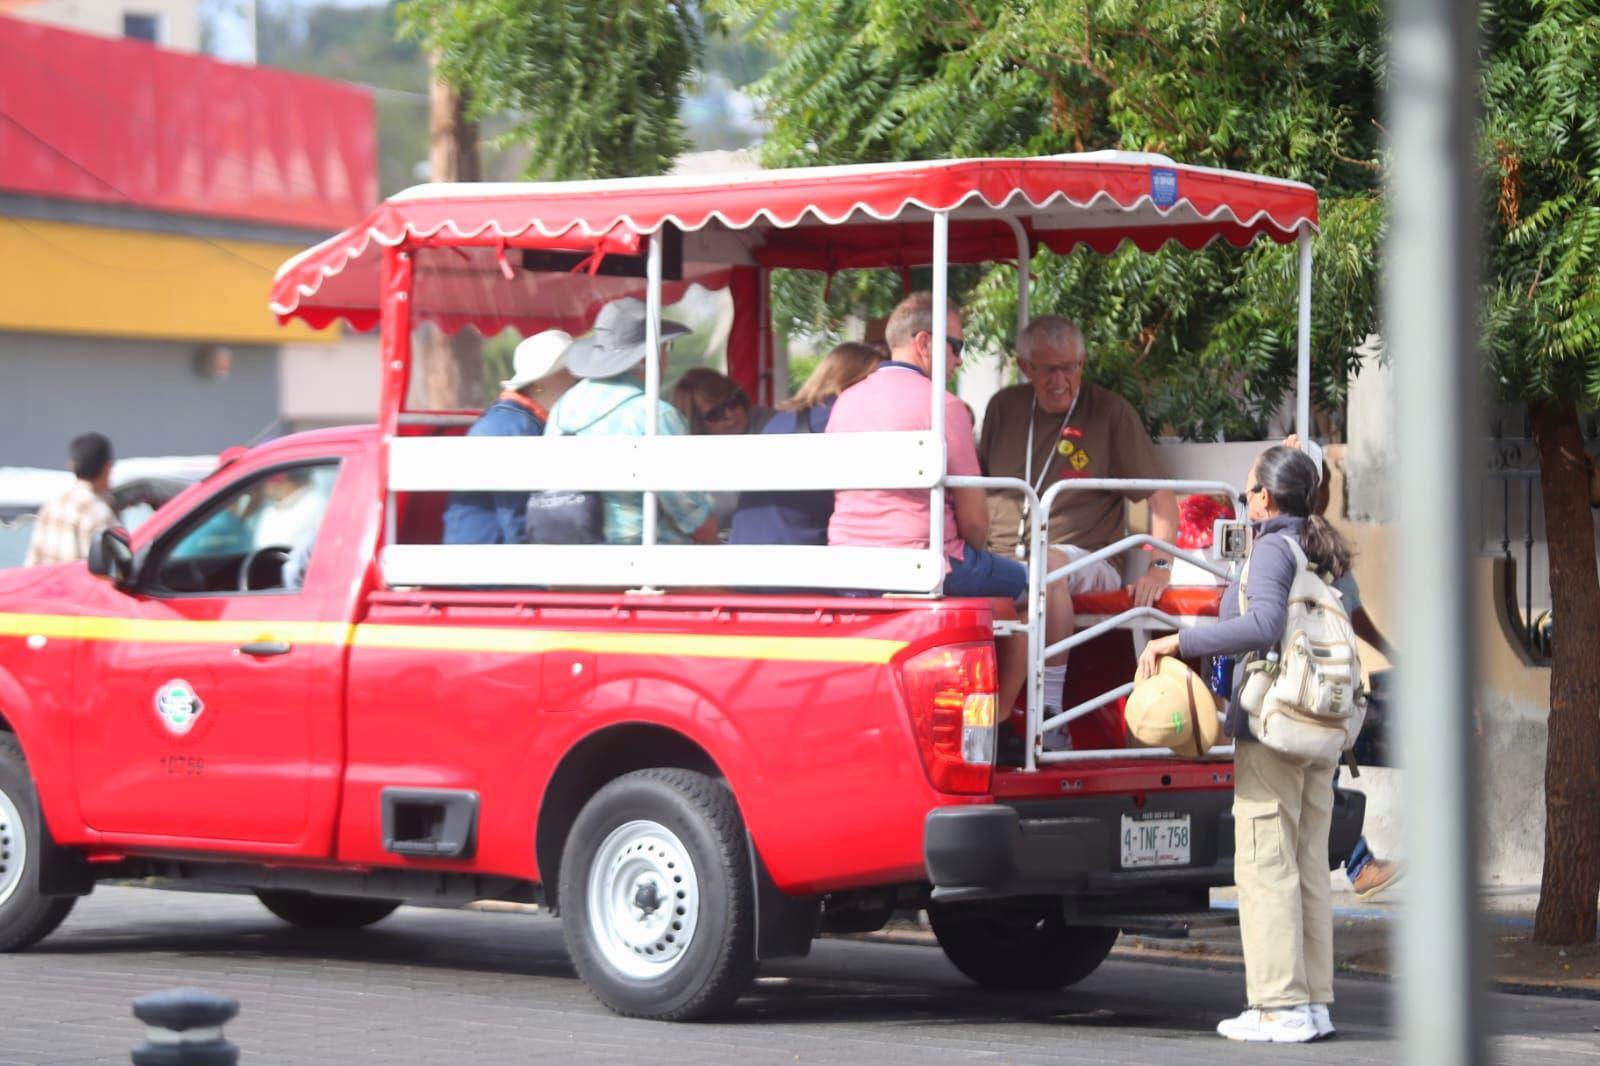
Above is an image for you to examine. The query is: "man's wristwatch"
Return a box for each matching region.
[1150,558,1172,571]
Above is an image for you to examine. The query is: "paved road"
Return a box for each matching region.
[0,886,1594,1064]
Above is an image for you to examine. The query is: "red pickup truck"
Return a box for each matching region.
[0,156,1363,1021]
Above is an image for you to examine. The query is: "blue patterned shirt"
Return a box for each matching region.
[546,376,713,543]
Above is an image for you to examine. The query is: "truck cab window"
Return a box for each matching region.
[150,462,340,595]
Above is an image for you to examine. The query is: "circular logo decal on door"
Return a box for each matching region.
[154,680,206,737]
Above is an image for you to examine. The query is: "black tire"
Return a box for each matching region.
[558,768,756,1021]
[255,890,400,930]
[0,734,76,951]
[928,897,1118,990]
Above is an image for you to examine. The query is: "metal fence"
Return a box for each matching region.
[1482,413,1600,665]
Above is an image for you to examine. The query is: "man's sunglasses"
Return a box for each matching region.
[919,331,965,358]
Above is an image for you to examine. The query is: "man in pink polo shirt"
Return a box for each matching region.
[828,292,1076,727]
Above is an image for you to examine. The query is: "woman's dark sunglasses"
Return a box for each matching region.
[701,392,748,424]
[1237,483,1263,507]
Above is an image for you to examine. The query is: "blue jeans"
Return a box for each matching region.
[1345,835,1374,878]
[943,545,1029,600]
[1334,766,1373,875]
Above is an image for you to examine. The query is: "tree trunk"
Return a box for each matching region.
[1531,398,1600,945]
[420,55,483,410]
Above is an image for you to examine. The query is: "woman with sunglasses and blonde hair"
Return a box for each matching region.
[1138,443,1354,1044]
[730,342,883,546]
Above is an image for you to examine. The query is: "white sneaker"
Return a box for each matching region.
[1310,1003,1336,1039]
[1216,1005,1318,1043]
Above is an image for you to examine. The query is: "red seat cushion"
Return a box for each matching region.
[1072,586,1223,617]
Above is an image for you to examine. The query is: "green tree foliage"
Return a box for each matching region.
[1480,0,1600,946]
[398,0,707,180]
[716,0,1386,439]
[1482,0,1600,407]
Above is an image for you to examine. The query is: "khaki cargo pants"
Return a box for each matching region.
[1232,740,1334,1008]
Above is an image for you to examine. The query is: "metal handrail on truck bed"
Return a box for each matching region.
[948,474,1244,771]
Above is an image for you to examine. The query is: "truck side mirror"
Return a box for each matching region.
[1211,519,1252,562]
[87,527,135,585]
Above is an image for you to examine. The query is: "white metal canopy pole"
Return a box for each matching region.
[1003,217,1030,333]
[1387,0,1485,1063]
[1295,226,1313,445]
[642,231,663,548]
[762,269,786,405]
[929,212,950,583]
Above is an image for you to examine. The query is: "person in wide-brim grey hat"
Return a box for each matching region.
[565,296,691,379]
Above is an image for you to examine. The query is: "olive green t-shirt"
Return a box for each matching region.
[977,382,1162,556]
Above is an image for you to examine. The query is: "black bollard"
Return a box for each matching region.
[130,988,240,1065]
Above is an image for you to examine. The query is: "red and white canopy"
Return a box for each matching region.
[270,151,1317,336]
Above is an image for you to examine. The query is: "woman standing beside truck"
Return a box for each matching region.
[1137,444,1353,1044]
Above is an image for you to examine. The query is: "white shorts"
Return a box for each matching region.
[1051,543,1123,595]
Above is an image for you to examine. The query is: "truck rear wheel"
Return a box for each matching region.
[558,768,755,1020]
[928,897,1118,990]
[0,734,76,951]
[255,890,400,930]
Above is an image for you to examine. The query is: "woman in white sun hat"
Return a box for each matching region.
[441,329,577,545]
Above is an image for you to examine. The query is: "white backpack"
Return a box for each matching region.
[1237,534,1367,768]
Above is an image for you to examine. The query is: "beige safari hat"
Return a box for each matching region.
[1124,656,1223,758]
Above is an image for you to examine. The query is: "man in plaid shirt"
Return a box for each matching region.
[25,433,117,567]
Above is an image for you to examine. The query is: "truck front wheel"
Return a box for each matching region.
[928,897,1118,990]
[0,734,76,951]
[255,890,400,930]
[558,768,755,1020]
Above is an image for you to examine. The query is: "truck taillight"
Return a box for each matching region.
[898,643,997,794]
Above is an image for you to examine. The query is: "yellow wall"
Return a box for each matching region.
[0,217,331,345]
[1326,448,1549,702]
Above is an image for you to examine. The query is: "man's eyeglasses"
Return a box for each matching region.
[700,392,747,425]
[1024,359,1086,380]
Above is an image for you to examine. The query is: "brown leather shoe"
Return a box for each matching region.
[1350,858,1403,901]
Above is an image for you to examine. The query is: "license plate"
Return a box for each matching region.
[1119,814,1192,869]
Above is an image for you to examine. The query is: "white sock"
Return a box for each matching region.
[1041,665,1072,750]
[1042,665,1067,709]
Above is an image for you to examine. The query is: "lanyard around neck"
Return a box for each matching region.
[1016,389,1081,558]
[1022,389,1081,497]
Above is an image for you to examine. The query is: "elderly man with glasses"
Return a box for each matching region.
[976,315,1180,741]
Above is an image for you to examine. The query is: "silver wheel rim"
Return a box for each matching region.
[586,819,700,980]
[0,787,25,909]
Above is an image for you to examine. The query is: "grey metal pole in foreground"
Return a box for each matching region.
[1386,1,1485,1063]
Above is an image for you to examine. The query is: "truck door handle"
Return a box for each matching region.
[237,640,292,657]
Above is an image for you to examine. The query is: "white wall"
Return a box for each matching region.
[1345,335,1395,523]
[5,0,202,51]
[278,334,381,426]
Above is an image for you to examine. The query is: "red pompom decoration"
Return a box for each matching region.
[1175,494,1236,549]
